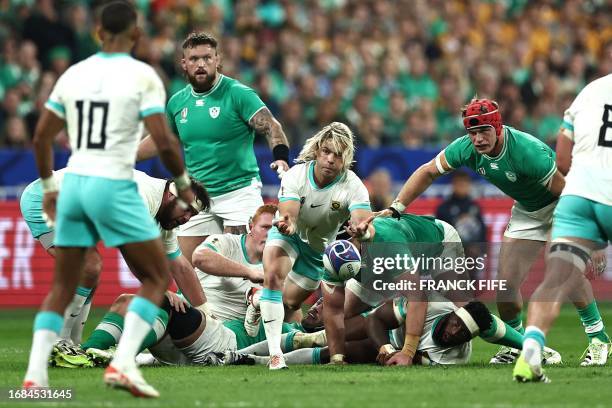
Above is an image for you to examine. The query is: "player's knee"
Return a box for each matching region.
[82,258,102,287]
[168,307,204,346]
[432,301,492,347]
[110,293,134,314]
[283,297,302,311]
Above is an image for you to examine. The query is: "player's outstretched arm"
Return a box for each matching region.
[249,107,290,174]
[169,254,207,307]
[192,247,263,283]
[275,200,300,235]
[322,283,347,364]
[391,153,449,216]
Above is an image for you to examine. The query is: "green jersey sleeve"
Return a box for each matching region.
[520,143,557,185]
[230,83,267,123]
[443,136,477,170]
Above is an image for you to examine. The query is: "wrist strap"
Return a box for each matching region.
[174,171,191,191]
[272,144,289,163]
[41,175,58,193]
[379,344,396,355]
[330,354,345,364]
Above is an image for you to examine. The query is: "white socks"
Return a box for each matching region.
[260,301,285,356]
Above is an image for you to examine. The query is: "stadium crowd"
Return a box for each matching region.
[0,0,610,149]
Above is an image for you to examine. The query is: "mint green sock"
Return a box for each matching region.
[504,313,524,335]
[139,308,169,353]
[81,312,123,350]
[577,301,610,343]
[481,314,523,349]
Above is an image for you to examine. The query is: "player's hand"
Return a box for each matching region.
[385,351,414,366]
[586,249,607,280]
[246,268,264,284]
[374,209,394,219]
[345,215,375,240]
[327,354,348,365]
[42,191,58,228]
[270,160,289,179]
[273,215,295,235]
[177,187,198,213]
[165,291,188,313]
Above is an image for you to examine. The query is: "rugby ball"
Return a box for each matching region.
[323,240,361,281]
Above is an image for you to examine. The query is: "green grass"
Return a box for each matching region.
[1,306,612,407]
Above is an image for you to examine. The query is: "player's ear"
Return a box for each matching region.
[130,25,142,44]
[96,26,106,43]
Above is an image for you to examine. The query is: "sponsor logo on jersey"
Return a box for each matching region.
[209,106,220,118]
[477,167,486,175]
[505,171,517,182]
[331,201,341,211]
[180,108,188,123]
[196,99,205,106]
[490,163,499,170]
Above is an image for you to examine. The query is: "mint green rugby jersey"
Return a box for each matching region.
[444,126,557,211]
[166,75,266,196]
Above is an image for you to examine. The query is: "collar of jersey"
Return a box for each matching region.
[308,161,343,191]
[190,75,224,98]
[482,126,508,161]
[241,234,261,265]
[95,52,131,58]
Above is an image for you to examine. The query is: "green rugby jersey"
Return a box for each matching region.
[372,214,445,244]
[444,126,557,211]
[166,75,266,196]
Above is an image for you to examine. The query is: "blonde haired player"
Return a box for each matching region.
[260,122,373,369]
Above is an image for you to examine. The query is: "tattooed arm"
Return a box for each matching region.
[249,107,290,173]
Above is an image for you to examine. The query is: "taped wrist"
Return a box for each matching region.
[41,175,58,193]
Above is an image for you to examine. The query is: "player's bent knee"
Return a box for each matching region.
[168,307,204,348]
[110,293,135,313]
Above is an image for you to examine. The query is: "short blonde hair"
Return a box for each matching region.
[295,122,355,171]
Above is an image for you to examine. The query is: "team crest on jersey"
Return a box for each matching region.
[505,171,517,182]
[331,201,341,211]
[209,107,220,118]
[179,108,188,123]
[477,167,486,176]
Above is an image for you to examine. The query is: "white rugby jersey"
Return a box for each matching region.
[561,74,612,205]
[278,161,371,252]
[391,291,472,365]
[195,234,262,322]
[45,52,166,180]
[45,169,177,256]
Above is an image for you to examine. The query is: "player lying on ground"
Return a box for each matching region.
[261,122,373,369]
[236,293,561,366]
[22,168,212,349]
[63,293,325,367]
[513,74,612,383]
[378,97,608,366]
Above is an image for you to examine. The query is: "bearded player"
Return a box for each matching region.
[514,74,612,382]
[378,98,608,365]
[21,168,211,349]
[137,32,290,264]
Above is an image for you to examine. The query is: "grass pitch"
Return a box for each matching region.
[1,306,612,407]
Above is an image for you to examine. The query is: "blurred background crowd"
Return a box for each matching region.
[0,0,610,151]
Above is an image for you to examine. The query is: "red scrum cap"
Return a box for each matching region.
[462,98,502,137]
